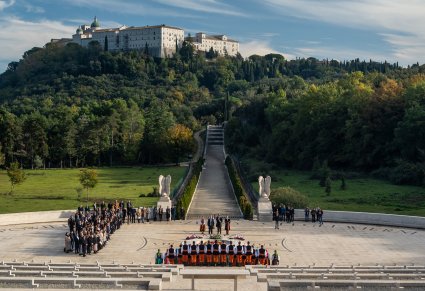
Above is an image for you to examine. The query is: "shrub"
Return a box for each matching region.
[225,156,253,219]
[175,157,204,219]
[389,160,424,186]
[269,187,309,208]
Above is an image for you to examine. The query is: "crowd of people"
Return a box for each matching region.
[155,240,280,267]
[64,201,125,256]
[272,204,295,229]
[273,205,324,229]
[64,200,181,256]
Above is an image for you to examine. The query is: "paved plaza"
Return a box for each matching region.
[1,219,425,290]
[1,219,424,266]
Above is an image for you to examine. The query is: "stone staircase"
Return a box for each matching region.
[207,126,224,146]
[2,261,424,290]
[186,125,243,220]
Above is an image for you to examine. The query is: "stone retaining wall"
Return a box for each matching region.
[293,209,425,229]
[0,210,74,226]
[1,209,425,229]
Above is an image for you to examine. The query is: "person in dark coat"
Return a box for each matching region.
[216,216,222,235]
[224,216,231,235]
[207,216,214,235]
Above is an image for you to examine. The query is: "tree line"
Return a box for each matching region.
[0,40,424,183]
[225,72,425,186]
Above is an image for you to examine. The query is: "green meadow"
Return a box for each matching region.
[247,164,425,216]
[0,167,186,214]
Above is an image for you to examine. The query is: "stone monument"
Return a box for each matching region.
[157,175,172,210]
[257,176,273,221]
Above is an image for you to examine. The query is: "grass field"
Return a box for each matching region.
[0,167,187,214]
[245,161,425,216]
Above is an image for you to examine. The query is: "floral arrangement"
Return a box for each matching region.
[186,233,203,240]
[209,234,222,240]
[229,234,245,240]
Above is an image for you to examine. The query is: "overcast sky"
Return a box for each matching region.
[0,0,424,72]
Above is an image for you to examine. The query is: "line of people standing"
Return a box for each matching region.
[304,207,324,225]
[200,215,231,235]
[273,205,295,229]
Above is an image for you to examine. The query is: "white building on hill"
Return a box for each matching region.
[72,17,184,58]
[190,32,239,56]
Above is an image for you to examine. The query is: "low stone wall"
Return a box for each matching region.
[293,209,425,229]
[0,210,75,226]
[2,208,425,229]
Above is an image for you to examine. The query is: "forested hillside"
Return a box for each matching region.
[0,41,424,187]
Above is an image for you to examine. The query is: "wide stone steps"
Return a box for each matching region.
[207,128,224,145]
[187,125,242,218]
[1,261,424,290]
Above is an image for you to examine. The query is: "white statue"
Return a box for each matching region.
[258,176,271,199]
[165,175,171,197]
[158,175,172,197]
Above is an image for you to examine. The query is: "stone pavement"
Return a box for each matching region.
[187,126,242,219]
[1,220,424,266]
[1,220,425,290]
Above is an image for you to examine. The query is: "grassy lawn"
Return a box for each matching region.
[0,167,187,214]
[244,160,425,216]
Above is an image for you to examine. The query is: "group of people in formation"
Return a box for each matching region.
[64,202,125,257]
[272,204,295,229]
[199,215,231,235]
[304,207,324,225]
[273,204,325,229]
[155,240,280,266]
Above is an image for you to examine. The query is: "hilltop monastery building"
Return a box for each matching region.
[69,17,239,58]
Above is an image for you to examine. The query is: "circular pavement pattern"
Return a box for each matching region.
[0,220,424,266]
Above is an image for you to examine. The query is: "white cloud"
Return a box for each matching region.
[0,0,15,10]
[264,0,425,64]
[25,4,45,14]
[240,40,294,59]
[0,16,75,72]
[155,0,247,17]
[65,0,197,18]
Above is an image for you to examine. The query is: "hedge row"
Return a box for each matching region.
[225,156,253,219]
[176,157,204,219]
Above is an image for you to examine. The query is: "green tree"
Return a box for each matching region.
[0,143,5,167]
[167,124,195,164]
[6,162,26,194]
[22,113,48,169]
[34,155,43,169]
[79,168,98,204]
[340,175,347,190]
[325,177,332,195]
[104,36,108,52]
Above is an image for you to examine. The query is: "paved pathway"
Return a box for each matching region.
[1,220,425,290]
[186,126,242,219]
[1,220,424,266]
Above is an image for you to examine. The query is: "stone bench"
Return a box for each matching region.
[126,267,178,275]
[258,272,425,282]
[252,267,425,275]
[267,279,425,291]
[106,271,172,281]
[180,269,250,291]
[27,277,161,290]
[9,270,46,277]
[0,277,38,288]
[8,265,49,271]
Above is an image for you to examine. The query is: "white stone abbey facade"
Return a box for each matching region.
[70,17,239,58]
[191,33,239,56]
